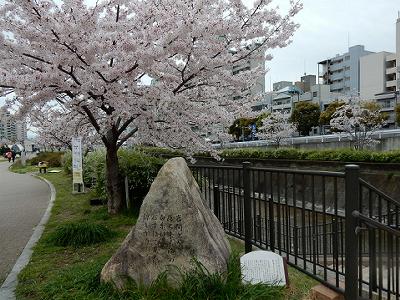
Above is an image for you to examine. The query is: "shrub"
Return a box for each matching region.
[137,146,183,158]
[62,151,72,174]
[83,150,107,194]
[63,148,166,201]
[29,151,64,167]
[118,149,166,197]
[47,222,113,247]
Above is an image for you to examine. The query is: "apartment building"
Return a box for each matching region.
[269,73,333,114]
[205,47,266,141]
[360,16,400,127]
[360,51,395,100]
[16,120,27,142]
[318,45,374,95]
[0,107,27,142]
[273,81,292,92]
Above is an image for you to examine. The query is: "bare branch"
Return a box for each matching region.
[117,127,138,148]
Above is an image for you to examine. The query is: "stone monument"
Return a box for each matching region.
[101,157,231,289]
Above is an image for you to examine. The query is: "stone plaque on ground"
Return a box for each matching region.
[101,157,231,289]
[240,251,288,286]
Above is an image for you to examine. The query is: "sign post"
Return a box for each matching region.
[72,137,84,193]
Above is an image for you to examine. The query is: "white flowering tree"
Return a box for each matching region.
[0,0,301,213]
[29,104,99,150]
[259,111,295,147]
[330,100,386,150]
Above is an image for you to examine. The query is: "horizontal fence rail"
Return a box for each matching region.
[189,162,400,300]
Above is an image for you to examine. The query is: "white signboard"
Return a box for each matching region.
[72,137,83,185]
[240,251,287,286]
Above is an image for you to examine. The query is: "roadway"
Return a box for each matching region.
[0,161,50,284]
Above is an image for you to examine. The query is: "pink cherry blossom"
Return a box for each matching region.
[0,0,301,213]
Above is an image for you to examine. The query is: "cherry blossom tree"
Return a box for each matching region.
[29,105,99,150]
[330,100,386,150]
[0,0,301,213]
[258,111,295,147]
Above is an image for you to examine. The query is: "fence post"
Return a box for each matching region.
[213,185,220,220]
[368,228,377,293]
[345,164,360,300]
[268,196,275,251]
[243,162,252,253]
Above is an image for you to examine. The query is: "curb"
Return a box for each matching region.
[0,176,56,300]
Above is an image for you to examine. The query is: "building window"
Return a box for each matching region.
[345,55,350,61]
[313,91,318,97]
[345,66,350,71]
[380,100,393,108]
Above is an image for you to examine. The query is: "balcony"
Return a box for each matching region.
[330,72,344,81]
[386,80,397,88]
[385,59,396,68]
[329,64,344,72]
[386,67,397,75]
[272,103,292,111]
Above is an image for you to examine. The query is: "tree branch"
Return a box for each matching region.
[117,127,138,148]
[173,67,205,94]
[22,53,52,65]
[117,116,135,135]
[57,65,82,86]
[82,105,108,146]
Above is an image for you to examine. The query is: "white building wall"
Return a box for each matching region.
[396,16,400,90]
[397,16,400,57]
[16,121,27,142]
[360,52,391,100]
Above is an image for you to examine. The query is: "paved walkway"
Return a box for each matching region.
[0,162,50,284]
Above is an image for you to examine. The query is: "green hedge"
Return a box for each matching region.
[118,149,166,193]
[107,146,400,164]
[29,151,64,167]
[62,149,166,200]
[220,148,400,163]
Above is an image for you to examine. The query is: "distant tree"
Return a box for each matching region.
[361,101,389,125]
[330,100,386,150]
[290,102,320,136]
[396,103,400,126]
[228,113,269,141]
[259,111,295,147]
[228,117,256,141]
[319,100,346,126]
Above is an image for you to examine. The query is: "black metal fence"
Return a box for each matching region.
[189,162,400,300]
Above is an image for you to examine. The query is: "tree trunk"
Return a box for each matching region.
[106,143,125,214]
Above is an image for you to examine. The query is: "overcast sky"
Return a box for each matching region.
[1,0,399,105]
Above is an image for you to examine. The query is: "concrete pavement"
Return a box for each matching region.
[0,162,50,284]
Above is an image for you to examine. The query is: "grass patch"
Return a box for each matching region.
[15,167,317,299]
[10,160,44,174]
[47,222,113,247]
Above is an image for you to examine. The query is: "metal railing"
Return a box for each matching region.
[189,163,400,300]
